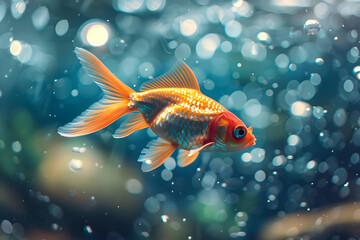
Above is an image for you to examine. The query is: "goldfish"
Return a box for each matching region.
[58,48,256,172]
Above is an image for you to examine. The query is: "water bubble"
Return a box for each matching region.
[145,0,165,11]
[241,41,267,62]
[304,19,321,35]
[250,148,266,163]
[225,20,242,38]
[125,178,143,194]
[51,223,59,231]
[315,58,324,65]
[12,141,22,152]
[68,159,83,171]
[161,215,169,223]
[254,170,266,182]
[161,169,173,181]
[11,0,26,19]
[287,135,300,146]
[196,33,220,59]
[310,73,322,86]
[275,54,289,68]
[55,19,69,36]
[32,6,50,30]
[306,160,316,169]
[1,220,13,234]
[272,155,286,167]
[84,225,93,234]
[241,152,252,162]
[343,79,354,93]
[180,19,197,37]
[257,32,271,43]
[291,101,311,117]
[164,157,176,170]
[144,197,160,214]
[333,108,347,127]
[353,66,360,79]
[72,146,86,153]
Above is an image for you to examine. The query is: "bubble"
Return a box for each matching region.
[306,160,316,169]
[72,146,86,153]
[71,89,79,97]
[68,159,83,171]
[196,34,220,59]
[221,41,232,53]
[0,1,6,23]
[241,41,267,62]
[164,157,176,170]
[175,43,191,59]
[244,99,262,118]
[314,2,329,19]
[254,170,266,182]
[310,73,322,86]
[180,19,197,37]
[353,66,360,80]
[161,215,169,223]
[230,90,247,110]
[1,220,13,234]
[84,225,93,234]
[287,135,300,146]
[343,79,354,93]
[250,148,266,163]
[331,168,348,186]
[79,20,110,47]
[275,54,289,68]
[272,155,286,167]
[203,79,215,90]
[11,0,26,19]
[116,0,144,13]
[52,223,59,231]
[304,19,321,35]
[32,6,50,30]
[315,58,324,65]
[55,20,69,36]
[257,32,271,43]
[145,0,165,11]
[49,204,63,219]
[10,40,22,56]
[225,20,242,38]
[139,62,154,78]
[333,108,347,127]
[12,141,22,152]
[241,152,252,162]
[144,197,160,214]
[291,101,311,117]
[201,172,216,189]
[125,178,143,194]
[161,169,173,181]
[312,106,324,119]
[350,153,359,164]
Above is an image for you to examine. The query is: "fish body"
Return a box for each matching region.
[130,88,223,151]
[58,48,256,172]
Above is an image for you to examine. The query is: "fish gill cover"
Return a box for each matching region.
[0,0,360,239]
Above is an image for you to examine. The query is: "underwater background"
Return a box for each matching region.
[1,0,360,239]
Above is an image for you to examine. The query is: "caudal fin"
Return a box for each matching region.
[58,48,135,137]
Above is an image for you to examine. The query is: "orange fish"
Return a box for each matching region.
[58,48,256,172]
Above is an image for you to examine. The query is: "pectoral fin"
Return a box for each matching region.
[188,142,214,157]
[177,149,199,167]
[138,139,177,172]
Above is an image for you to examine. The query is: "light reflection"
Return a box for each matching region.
[79,20,110,47]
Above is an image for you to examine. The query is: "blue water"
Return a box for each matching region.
[1,0,360,239]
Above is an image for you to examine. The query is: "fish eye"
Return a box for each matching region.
[233,126,247,139]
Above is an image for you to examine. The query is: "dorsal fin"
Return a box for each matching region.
[140,61,200,91]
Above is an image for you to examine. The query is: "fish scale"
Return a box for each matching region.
[131,88,224,150]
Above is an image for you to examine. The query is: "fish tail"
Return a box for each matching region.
[58,47,135,137]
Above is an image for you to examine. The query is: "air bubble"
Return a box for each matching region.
[304,19,321,35]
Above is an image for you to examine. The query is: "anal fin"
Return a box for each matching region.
[138,138,177,172]
[113,112,148,138]
[177,149,199,167]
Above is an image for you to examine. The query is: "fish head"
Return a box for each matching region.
[210,111,256,152]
